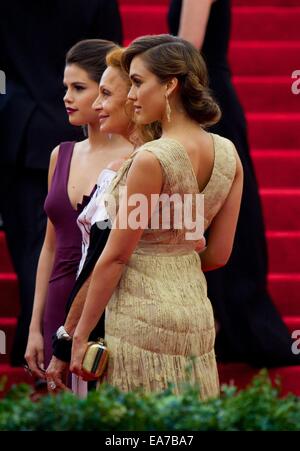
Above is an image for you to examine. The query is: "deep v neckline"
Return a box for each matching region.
[159,134,217,194]
[65,142,96,212]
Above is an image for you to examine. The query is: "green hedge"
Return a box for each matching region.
[0,370,300,431]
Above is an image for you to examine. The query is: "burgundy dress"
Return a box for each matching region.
[43,141,94,366]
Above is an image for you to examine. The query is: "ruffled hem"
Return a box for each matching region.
[105,336,220,400]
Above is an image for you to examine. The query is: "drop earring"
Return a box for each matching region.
[165,94,171,123]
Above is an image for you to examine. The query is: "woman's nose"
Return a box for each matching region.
[92,95,102,111]
[63,89,72,104]
[127,85,136,101]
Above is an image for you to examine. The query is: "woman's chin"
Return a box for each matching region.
[99,122,117,134]
[134,114,152,126]
[99,124,110,133]
[68,118,83,126]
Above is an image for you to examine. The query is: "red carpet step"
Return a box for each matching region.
[231,7,300,41]
[229,41,300,76]
[247,113,300,149]
[267,231,300,273]
[233,77,299,113]
[268,274,300,317]
[121,5,167,41]
[260,189,300,231]
[0,274,19,317]
[252,150,300,188]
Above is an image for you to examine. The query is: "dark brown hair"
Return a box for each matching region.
[122,34,221,127]
[66,39,118,83]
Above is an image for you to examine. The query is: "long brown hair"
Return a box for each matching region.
[122,34,221,127]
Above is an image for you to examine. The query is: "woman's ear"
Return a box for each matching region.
[166,77,179,97]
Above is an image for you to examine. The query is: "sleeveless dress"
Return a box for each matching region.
[43,141,94,366]
[76,168,116,277]
[103,135,236,399]
[69,169,116,396]
[168,0,300,367]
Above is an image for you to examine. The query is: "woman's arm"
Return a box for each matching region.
[70,151,163,376]
[63,157,127,335]
[200,149,243,272]
[28,220,56,333]
[25,146,59,378]
[178,0,215,50]
[64,275,91,335]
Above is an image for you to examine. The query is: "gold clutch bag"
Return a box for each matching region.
[81,338,109,381]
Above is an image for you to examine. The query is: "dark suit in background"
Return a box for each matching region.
[0,0,122,366]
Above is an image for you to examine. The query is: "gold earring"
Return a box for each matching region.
[165,94,171,123]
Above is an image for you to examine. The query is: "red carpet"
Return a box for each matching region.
[1,0,300,396]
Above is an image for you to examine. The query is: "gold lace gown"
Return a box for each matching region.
[104,134,236,399]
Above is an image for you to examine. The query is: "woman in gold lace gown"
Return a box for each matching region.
[70,34,243,400]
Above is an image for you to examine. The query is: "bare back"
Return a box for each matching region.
[163,130,217,194]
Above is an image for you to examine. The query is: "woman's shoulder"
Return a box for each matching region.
[211,133,239,180]
[132,137,187,183]
[211,133,236,155]
[51,140,77,161]
[106,158,127,172]
[136,137,182,160]
[57,140,78,150]
[48,141,76,174]
[211,133,237,162]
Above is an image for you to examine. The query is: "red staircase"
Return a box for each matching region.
[1,0,300,396]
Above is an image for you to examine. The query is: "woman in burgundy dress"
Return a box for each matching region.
[25,39,133,380]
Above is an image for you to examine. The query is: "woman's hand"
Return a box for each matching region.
[46,356,71,393]
[70,334,88,378]
[24,330,46,379]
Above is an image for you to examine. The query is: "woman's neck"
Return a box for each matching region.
[86,122,110,151]
[160,105,201,139]
[86,122,132,152]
